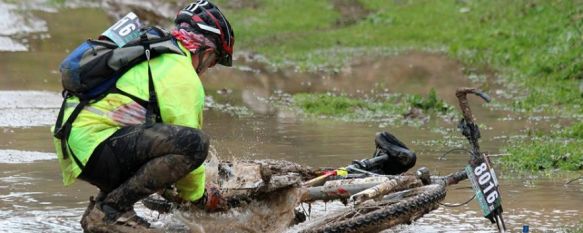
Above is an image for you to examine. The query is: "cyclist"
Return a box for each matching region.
[52,1,234,231]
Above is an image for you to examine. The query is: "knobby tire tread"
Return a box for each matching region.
[302,184,446,233]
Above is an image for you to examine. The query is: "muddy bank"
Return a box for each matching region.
[205,51,482,116]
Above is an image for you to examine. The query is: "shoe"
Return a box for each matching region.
[80,197,160,233]
[101,204,150,228]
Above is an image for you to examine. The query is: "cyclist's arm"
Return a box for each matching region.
[154,54,206,201]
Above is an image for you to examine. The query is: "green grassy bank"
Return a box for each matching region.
[502,122,583,171]
[216,0,583,171]
[567,222,583,233]
[219,0,583,112]
[293,89,451,118]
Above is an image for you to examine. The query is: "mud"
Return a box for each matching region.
[206,51,475,115]
[0,0,100,52]
[220,0,260,10]
[331,0,371,26]
[103,0,179,27]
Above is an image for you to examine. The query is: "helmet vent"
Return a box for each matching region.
[197,23,221,35]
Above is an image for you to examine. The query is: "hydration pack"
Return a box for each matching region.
[53,23,185,169]
[59,26,183,99]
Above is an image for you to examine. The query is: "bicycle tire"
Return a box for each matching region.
[301,183,446,233]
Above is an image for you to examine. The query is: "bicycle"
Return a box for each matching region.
[142,87,507,233]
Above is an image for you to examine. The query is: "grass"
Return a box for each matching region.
[291,88,453,121]
[502,122,583,171]
[293,93,407,120]
[293,94,371,116]
[563,122,583,139]
[406,89,452,114]
[217,0,583,114]
[566,222,583,233]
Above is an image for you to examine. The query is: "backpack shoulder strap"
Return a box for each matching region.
[141,32,162,126]
[54,95,88,170]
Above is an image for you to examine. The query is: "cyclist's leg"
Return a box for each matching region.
[80,123,209,214]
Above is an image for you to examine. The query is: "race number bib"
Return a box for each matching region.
[465,155,503,218]
[101,12,141,47]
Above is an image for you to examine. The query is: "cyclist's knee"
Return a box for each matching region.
[145,124,209,162]
[175,127,210,162]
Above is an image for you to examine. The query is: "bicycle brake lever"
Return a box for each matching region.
[474,91,492,103]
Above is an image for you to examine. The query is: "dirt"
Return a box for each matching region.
[221,0,260,10]
[103,0,179,27]
[331,0,371,26]
[207,51,476,109]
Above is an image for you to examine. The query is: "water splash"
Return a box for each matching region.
[171,188,301,233]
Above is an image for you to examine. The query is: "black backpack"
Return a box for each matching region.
[53,26,185,169]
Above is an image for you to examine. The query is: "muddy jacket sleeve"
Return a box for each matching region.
[153,49,207,201]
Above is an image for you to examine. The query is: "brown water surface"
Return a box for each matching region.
[0,2,581,233]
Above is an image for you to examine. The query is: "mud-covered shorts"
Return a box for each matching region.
[79,123,209,195]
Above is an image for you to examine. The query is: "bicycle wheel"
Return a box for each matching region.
[300,183,446,233]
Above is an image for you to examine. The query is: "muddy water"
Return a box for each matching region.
[0,2,582,233]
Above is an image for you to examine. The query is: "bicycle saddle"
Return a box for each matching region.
[372,131,417,175]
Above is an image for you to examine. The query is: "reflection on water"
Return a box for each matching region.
[0,0,47,51]
[0,2,581,233]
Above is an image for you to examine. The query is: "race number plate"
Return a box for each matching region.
[465,154,503,218]
[101,12,141,47]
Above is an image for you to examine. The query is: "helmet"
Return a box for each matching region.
[175,0,235,66]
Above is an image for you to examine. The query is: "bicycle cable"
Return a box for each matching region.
[437,148,475,208]
[439,193,476,207]
[439,186,475,208]
[438,148,473,160]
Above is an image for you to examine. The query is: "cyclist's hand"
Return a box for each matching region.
[194,183,227,212]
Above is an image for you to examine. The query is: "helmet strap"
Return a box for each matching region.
[195,47,208,74]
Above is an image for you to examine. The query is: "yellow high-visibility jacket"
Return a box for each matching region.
[52,42,206,201]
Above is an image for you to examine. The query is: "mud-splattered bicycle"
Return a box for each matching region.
[143,87,507,233]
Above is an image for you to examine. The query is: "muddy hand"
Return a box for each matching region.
[200,183,228,212]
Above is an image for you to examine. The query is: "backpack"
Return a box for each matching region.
[53,25,185,170]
